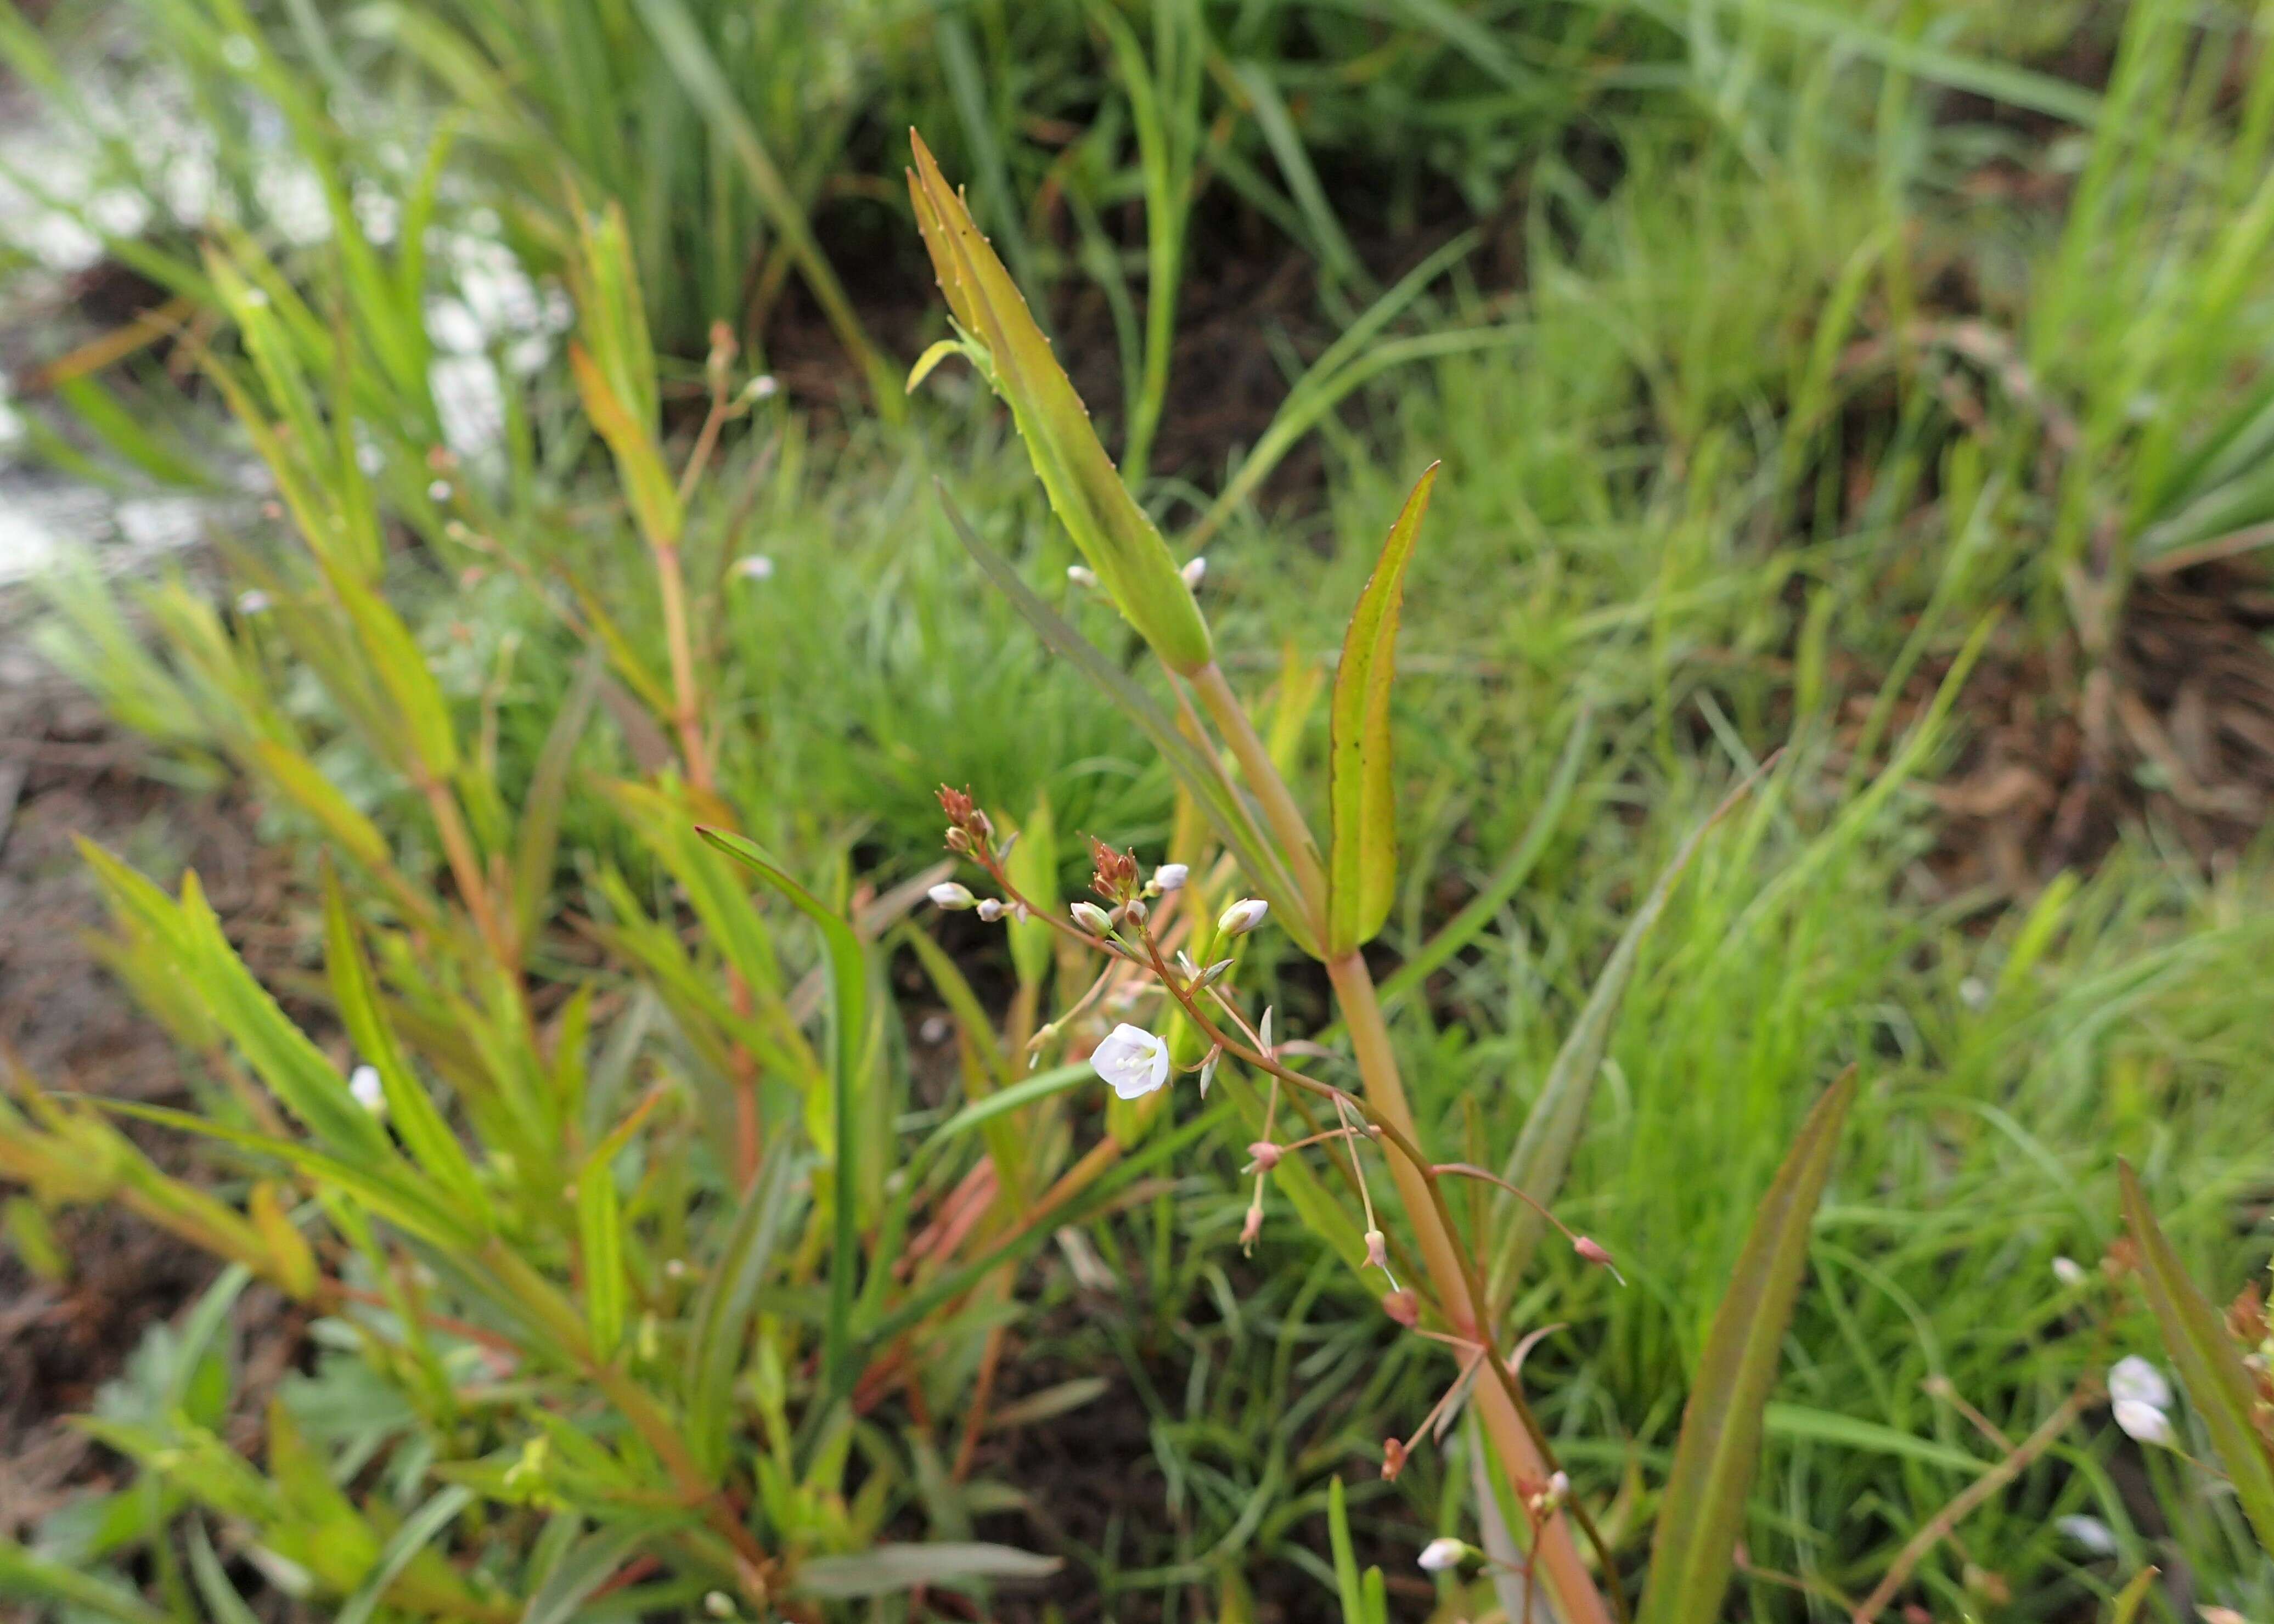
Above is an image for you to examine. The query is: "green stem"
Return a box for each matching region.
[1188,662,1326,919]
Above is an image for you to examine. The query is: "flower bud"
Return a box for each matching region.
[348,1063,385,1115]
[703,1592,735,1619]
[1364,1228,1388,1270]
[1240,1203,1263,1249]
[1380,1437,1408,1481]
[977,898,1005,922]
[1247,1140,1282,1171]
[1382,1289,1419,1327]
[1198,957,1234,987]
[1181,556,1207,588]
[1071,901,1113,935]
[1573,1235,1624,1283]
[1417,1537,1464,1572]
[1218,898,1269,937]
[1066,564,1098,588]
[733,553,775,582]
[928,882,977,911]
[1198,1051,1219,1099]
[1118,898,1149,928]
[2052,1255,2087,1287]
[1151,862,1189,893]
[944,826,972,854]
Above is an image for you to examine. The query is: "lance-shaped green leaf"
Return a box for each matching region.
[681,1146,797,1482]
[321,867,487,1220]
[791,1542,1061,1600]
[696,828,867,1397]
[906,129,1212,674]
[2119,1160,2274,1555]
[1326,463,1437,954]
[1636,1070,1857,1624]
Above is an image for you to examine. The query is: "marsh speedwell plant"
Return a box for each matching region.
[899,131,1851,1624]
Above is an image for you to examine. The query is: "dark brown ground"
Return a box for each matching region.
[0,672,306,1546]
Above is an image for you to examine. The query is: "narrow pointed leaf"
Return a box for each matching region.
[1326,463,1437,953]
[1636,1070,1857,1624]
[791,1542,1060,1599]
[2119,1160,2274,1555]
[334,1485,474,1624]
[908,130,1210,672]
[577,1155,627,1361]
[682,1146,797,1481]
[695,829,866,1392]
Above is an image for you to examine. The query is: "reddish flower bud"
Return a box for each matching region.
[1240,1204,1264,1249]
[1381,1437,1408,1481]
[1364,1228,1389,1270]
[1382,1289,1419,1327]
[1247,1140,1282,1171]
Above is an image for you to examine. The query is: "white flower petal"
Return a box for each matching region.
[2109,1356,2171,1412]
[1089,1023,1170,1100]
[2055,1514,2118,1556]
[2113,1397,2175,1447]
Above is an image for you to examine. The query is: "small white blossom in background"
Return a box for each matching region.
[928,882,977,911]
[1218,897,1268,937]
[733,554,776,582]
[1417,1537,1465,1573]
[1090,1024,1170,1100]
[235,589,272,615]
[427,480,452,503]
[702,1592,735,1619]
[2109,1356,2175,1446]
[740,374,780,403]
[348,1064,385,1115]
[2054,1514,2118,1556]
[976,898,1005,922]
[2052,1255,2087,1287]
[1066,564,1097,588]
[1181,556,1207,588]
[1152,862,1189,893]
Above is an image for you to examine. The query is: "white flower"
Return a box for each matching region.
[348,1064,385,1115]
[1090,1024,1170,1100]
[2055,1514,2118,1555]
[2052,1255,2087,1287]
[1417,1537,1464,1572]
[1217,897,1269,937]
[733,554,775,582]
[2109,1356,2171,1412]
[1152,862,1189,893]
[235,589,272,615]
[2113,1397,2175,1447]
[1181,556,1207,588]
[1066,564,1098,589]
[703,1592,735,1619]
[1070,901,1113,935]
[427,480,452,503]
[740,374,779,403]
[928,882,977,911]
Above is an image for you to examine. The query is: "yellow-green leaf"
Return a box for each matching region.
[1636,1070,1857,1624]
[907,130,1211,673]
[249,1181,317,1299]
[2119,1160,2274,1556]
[1326,463,1437,955]
[577,1154,626,1361]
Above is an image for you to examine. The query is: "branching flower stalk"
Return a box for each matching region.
[937,798,1625,1623]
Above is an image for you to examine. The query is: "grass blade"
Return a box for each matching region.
[1326,463,1438,954]
[682,1144,797,1480]
[1636,1070,1858,1624]
[791,1542,1061,1599]
[334,1485,474,1624]
[2118,1160,2274,1555]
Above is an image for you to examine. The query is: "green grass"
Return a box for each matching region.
[7,0,2274,1617]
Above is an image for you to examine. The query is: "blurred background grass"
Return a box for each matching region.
[3,0,2273,1618]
